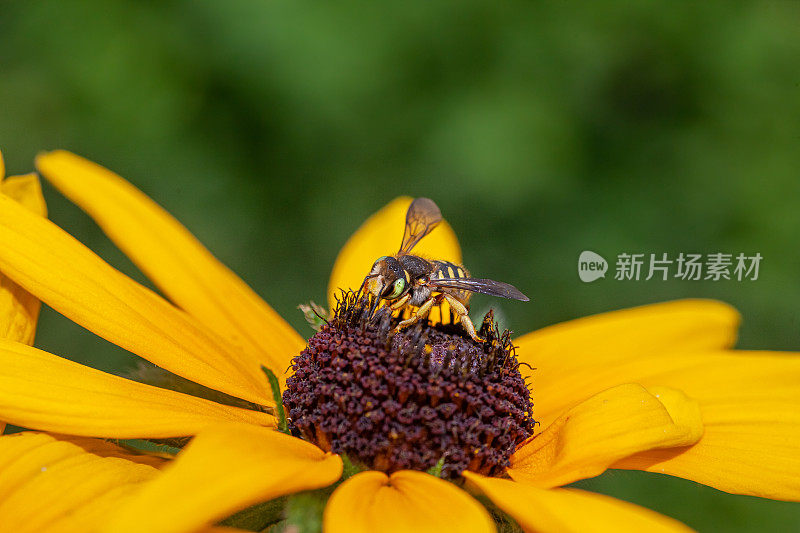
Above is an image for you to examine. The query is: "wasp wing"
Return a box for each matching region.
[399,198,442,255]
[428,277,530,301]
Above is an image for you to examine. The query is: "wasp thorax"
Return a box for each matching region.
[282,291,536,480]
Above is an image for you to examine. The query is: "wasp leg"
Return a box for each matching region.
[389,293,412,312]
[393,295,440,334]
[443,293,484,343]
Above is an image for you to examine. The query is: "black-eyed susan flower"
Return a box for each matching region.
[0,150,797,532]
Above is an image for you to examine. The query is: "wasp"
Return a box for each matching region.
[361,198,529,342]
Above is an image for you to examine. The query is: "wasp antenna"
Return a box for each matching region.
[368,294,380,317]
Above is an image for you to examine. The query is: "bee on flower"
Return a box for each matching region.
[0,150,797,532]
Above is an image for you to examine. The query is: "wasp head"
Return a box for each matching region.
[364,256,409,301]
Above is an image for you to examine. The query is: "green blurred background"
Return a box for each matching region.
[2,1,799,530]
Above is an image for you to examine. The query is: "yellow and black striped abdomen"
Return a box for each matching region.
[430,261,471,304]
[431,260,468,281]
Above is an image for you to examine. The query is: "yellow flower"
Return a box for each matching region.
[0,150,797,532]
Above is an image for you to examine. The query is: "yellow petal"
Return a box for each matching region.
[324,470,494,533]
[508,384,702,488]
[0,149,4,179]
[327,197,462,324]
[0,272,40,346]
[2,173,48,217]
[0,193,274,405]
[0,338,274,437]
[36,151,304,386]
[608,350,800,501]
[515,299,739,428]
[105,423,342,533]
[463,472,693,533]
[0,173,47,346]
[0,431,165,533]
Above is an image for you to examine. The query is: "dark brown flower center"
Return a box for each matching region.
[282,291,535,480]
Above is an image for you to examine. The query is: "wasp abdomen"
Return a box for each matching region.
[432,260,468,280]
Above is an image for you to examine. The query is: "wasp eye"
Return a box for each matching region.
[385,278,406,300]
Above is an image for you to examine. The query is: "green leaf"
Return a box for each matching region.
[219,498,286,531]
[114,438,183,456]
[280,487,334,533]
[426,456,446,477]
[262,365,290,435]
[298,301,328,331]
[340,453,365,480]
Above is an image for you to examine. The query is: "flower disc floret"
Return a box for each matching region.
[283,291,536,479]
